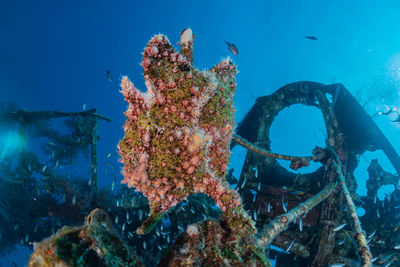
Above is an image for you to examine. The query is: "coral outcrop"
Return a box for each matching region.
[28,208,141,267]
[159,220,269,267]
[118,29,253,235]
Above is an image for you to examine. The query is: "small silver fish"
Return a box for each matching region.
[126,212,130,220]
[253,166,258,178]
[107,153,112,158]
[337,238,345,245]
[48,141,57,147]
[83,103,87,111]
[299,219,303,232]
[88,179,92,186]
[380,254,393,263]
[253,194,256,203]
[72,195,77,206]
[286,240,294,252]
[282,196,288,212]
[384,262,392,267]
[329,264,345,267]
[139,210,143,221]
[371,257,378,263]
[225,41,239,55]
[267,202,271,213]
[27,164,32,172]
[122,223,126,232]
[115,215,119,224]
[143,241,147,249]
[394,244,400,249]
[257,182,261,191]
[241,177,246,188]
[42,165,47,173]
[368,230,376,239]
[253,211,257,221]
[112,181,115,191]
[333,223,346,232]
[167,235,170,243]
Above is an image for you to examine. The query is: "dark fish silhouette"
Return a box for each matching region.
[305,36,318,40]
[106,70,113,81]
[225,41,238,55]
[393,114,400,123]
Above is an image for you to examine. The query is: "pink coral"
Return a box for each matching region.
[118,31,254,234]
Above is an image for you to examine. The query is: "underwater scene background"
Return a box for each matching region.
[1,0,400,266]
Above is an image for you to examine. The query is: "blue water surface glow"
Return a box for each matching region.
[0,129,25,161]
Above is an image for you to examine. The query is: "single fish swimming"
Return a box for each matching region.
[305,36,318,40]
[333,223,346,232]
[286,240,295,252]
[106,70,113,81]
[225,41,239,55]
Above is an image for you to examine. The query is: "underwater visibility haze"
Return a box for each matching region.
[1,0,400,266]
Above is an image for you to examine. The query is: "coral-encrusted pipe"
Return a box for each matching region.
[232,133,326,170]
[328,149,372,266]
[257,181,337,247]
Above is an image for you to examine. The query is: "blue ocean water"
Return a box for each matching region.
[0,0,399,266]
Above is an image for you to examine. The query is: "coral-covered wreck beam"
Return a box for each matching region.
[328,149,372,266]
[316,86,372,266]
[232,133,326,170]
[257,181,337,247]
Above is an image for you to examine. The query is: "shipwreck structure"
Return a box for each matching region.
[234,81,400,266]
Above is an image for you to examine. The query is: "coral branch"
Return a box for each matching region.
[257,181,337,247]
